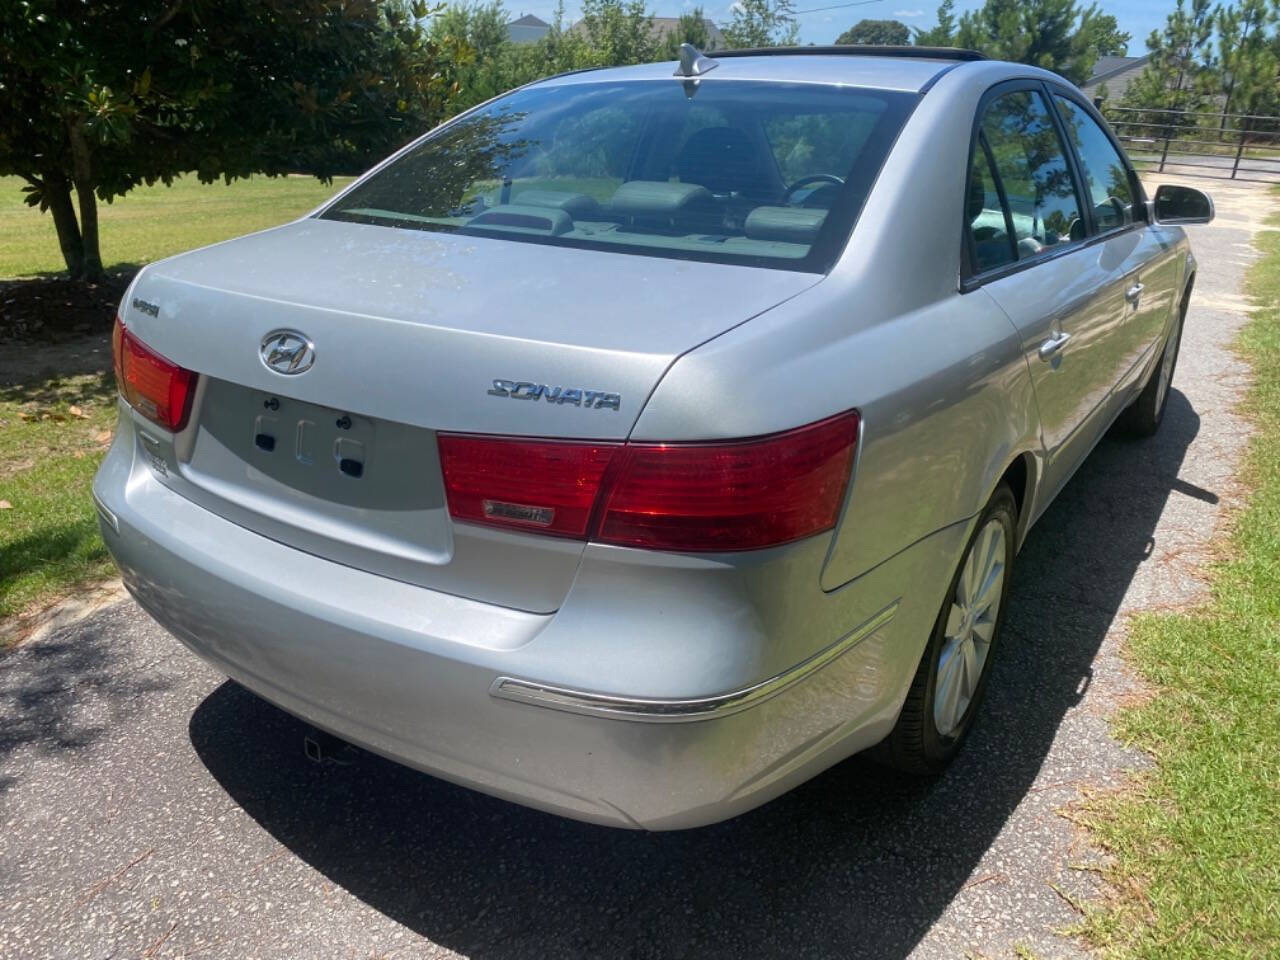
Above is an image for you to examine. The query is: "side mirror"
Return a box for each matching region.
[1152,184,1214,225]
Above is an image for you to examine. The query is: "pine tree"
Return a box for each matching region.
[1121,0,1216,125]
[950,0,1128,84]
[913,1,957,46]
[1213,0,1279,135]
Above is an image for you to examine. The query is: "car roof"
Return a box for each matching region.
[535,53,968,95]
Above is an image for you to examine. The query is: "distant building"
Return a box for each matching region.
[1081,54,1152,101]
[507,13,550,45]
[568,16,726,52]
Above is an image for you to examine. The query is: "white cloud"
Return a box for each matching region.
[894,8,926,17]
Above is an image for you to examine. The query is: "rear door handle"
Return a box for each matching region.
[1038,331,1072,361]
[1125,282,1144,304]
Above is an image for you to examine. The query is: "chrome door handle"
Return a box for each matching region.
[1038,331,1072,361]
[1125,282,1144,304]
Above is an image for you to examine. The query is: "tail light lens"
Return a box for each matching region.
[437,411,858,552]
[598,415,859,550]
[437,435,620,538]
[111,316,196,431]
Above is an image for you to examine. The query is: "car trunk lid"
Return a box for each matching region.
[122,218,821,612]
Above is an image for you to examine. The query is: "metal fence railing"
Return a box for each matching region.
[1098,104,1280,184]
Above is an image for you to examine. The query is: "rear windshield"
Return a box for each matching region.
[320,79,917,272]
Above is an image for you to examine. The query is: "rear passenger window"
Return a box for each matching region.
[1053,96,1136,233]
[967,138,1016,272]
[979,90,1085,262]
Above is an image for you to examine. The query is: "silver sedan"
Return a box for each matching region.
[93,46,1212,829]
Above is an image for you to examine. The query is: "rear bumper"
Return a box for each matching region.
[93,416,950,829]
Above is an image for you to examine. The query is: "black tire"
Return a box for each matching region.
[874,483,1018,775]
[1119,302,1187,438]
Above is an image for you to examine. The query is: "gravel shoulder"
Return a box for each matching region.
[0,179,1271,960]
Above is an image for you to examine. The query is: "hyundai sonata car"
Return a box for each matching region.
[93,45,1212,829]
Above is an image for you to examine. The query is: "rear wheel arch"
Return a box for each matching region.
[970,451,1035,553]
[999,452,1035,546]
[873,480,1019,773]
[1180,271,1196,320]
[929,451,1034,632]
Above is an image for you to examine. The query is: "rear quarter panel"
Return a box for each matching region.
[634,61,1047,590]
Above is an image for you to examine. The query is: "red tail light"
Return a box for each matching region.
[437,411,858,552]
[437,435,620,538]
[111,316,196,431]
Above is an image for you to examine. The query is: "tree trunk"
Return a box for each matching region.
[73,179,105,282]
[1220,20,1251,139]
[42,176,86,279]
[67,117,106,282]
[1220,76,1237,139]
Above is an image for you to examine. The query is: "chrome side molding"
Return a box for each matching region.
[93,491,120,534]
[489,600,899,723]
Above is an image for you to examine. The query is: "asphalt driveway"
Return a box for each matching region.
[0,178,1270,960]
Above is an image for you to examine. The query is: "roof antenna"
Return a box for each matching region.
[674,43,718,78]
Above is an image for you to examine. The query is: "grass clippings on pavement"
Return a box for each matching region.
[1076,205,1280,957]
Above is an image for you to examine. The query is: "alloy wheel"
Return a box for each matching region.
[934,517,1007,737]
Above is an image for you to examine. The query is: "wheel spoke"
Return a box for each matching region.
[971,615,996,644]
[961,636,979,698]
[935,645,964,734]
[975,525,996,590]
[981,527,1002,584]
[973,559,1004,615]
[944,603,966,641]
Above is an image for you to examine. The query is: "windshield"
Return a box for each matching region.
[320,79,917,272]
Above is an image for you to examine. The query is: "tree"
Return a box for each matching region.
[0,0,461,281]
[1212,0,1279,133]
[914,0,957,45]
[1074,6,1131,59]
[660,8,716,58]
[436,0,613,106]
[1120,0,1216,122]
[836,19,911,46]
[578,0,659,65]
[430,1,531,110]
[535,0,595,73]
[723,0,800,49]
[431,0,510,61]
[950,0,1129,84]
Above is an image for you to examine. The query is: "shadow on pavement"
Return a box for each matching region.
[0,605,174,796]
[189,389,1203,959]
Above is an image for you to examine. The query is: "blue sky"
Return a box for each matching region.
[506,0,1175,53]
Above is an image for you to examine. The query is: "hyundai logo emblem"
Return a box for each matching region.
[260,330,315,375]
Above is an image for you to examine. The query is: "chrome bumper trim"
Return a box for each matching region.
[489,600,899,723]
[93,491,119,533]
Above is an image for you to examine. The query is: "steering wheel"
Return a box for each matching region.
[782,173,845,205]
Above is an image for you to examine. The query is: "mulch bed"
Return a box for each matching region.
[0,270,135,343]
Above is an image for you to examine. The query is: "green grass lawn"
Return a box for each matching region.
[0,173,352,279]
[0,351,119,627]
[1076,204,1280,956]
[1,173,351,637]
